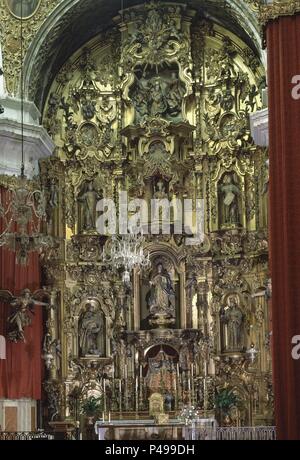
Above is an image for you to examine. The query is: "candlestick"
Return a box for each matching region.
[124,376,128,411]
[135,376,138,413]
[103,378,106,413]
[119,379,122,415]
[174,376,178,411]
[139,372,143,412]
[203,377,207,413]
[204,360,208,377]
[191,364,195,405]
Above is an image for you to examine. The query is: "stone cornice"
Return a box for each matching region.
[260,1,300,28]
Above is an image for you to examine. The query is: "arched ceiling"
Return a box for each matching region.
[24,0,263,112]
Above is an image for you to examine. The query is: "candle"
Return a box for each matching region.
[108,412,111,423]
[177,363,180,379]
[102,411,104,421]
[140,364,143,379]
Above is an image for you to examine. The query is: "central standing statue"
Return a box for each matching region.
[147,262,176,328]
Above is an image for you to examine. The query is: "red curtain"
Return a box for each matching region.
[267,15,300,440]
[0,187,42,399]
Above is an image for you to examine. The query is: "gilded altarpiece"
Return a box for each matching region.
[39,2,272,427]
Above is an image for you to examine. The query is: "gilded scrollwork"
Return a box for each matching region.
[29,1,273,424]
[0,0,62,94]
[260,0,300,27]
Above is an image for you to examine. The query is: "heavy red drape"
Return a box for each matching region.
[0,187,42,399]
[267,15,300,440]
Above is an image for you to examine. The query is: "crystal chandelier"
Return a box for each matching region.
[0,5,49,265]
[0,178,50,264]
[102,229,151,284]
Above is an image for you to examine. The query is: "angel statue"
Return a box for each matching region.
[0,289,49,343]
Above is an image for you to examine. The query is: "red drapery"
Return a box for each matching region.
[267,15,300,440]
[0,187,42,400]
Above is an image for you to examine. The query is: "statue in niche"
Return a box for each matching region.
[147,262,176,319]
[152,178,169,224]
[49,178,59,208]
[219,174,241,227]
[221,295,244,351]
[149,77,168,117]
[166,72,186,118]
[169,171,181,195]
[221,87,234,112]
[153,179,168,200]
[78,181,102,233]
[79,303,105,357]
[131,77,149,122]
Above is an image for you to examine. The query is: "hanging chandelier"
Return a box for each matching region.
[0,176,50,264]
[102,229,151,284]
[0,2,49,265]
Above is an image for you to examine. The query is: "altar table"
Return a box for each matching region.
[95,419,217,441]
